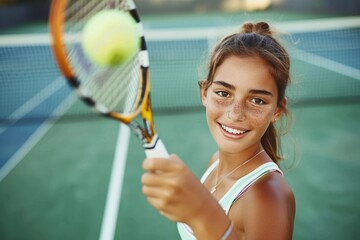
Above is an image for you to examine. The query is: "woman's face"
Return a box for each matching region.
[201,55,284,155]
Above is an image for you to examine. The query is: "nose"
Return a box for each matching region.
[227,102,246,121]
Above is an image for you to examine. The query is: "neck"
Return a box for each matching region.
[217,145,264,173]
[210,147,265,195]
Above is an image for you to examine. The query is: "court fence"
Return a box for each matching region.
[0,16,359,124]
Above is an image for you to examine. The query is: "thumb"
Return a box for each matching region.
[142,154,182,172]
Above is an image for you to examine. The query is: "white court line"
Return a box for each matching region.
[292,49,360,81]
[0,94,76,182]
[99,123,130,240]
[0,76,66,135]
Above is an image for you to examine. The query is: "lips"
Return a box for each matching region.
[220,123,248,135]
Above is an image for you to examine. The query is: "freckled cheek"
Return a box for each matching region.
[206,104,223,120]
[246,107,273,128]
[206,97,230,113]
[204,98,227,126]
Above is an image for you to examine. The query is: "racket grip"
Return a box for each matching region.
[144,135,169,159]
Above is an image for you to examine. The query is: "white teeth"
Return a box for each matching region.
[221,124,246,135]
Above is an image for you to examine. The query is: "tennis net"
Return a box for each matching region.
[0,16,359,124]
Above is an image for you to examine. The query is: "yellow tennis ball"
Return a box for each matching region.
[81,10,139,67]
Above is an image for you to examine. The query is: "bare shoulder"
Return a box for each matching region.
[247,171,295,210]
[235,171,296,239]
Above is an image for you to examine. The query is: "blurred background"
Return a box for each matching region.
[0,0,359,240]
[0,0,359,29]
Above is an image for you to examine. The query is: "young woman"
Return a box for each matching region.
[141,21,295,239]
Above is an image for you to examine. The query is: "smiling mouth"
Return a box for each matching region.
[220,124,248,135]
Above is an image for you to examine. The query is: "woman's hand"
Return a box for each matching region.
[141,154,237,239]
[142,154,210,223]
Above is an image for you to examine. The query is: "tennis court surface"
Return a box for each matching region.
[0,10,359,240]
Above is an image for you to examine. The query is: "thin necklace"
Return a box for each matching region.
[210,149,265,194]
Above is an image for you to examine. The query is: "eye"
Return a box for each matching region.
[216,91,230,98]
[250,98,265,105]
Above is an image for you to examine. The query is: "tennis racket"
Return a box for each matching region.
[49,0,168,158]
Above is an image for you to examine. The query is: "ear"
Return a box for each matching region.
[272,97,287,123]
[200,84,208,107]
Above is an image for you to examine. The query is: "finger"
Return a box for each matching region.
[141,172,164,186]
[144,192,172,210]
[142,185,164,198]
[145,196,178,222]
[142,155,182,172]
[142,179,180,197]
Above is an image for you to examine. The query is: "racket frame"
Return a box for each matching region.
[49,0,168,157]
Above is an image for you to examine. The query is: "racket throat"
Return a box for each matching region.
[127,122,168,158]
[144,135,169,158]
[128,121,149,143]
[143,134,160,150]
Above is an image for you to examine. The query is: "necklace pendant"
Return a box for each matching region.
[210,186,217,194]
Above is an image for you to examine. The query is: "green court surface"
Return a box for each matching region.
[1,9,360,240]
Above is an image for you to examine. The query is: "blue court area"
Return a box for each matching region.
[0,11,360,240]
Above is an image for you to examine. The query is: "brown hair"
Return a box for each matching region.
[199,22,291,163]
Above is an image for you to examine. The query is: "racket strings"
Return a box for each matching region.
[62,0,143,114]
[89,58,140,113]
[72,46,141,114]
[66,0,130,25]
[67,1,108,23]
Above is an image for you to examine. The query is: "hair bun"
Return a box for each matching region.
[241,21,272,36]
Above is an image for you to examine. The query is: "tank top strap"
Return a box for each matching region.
[200,159,219,183]
[220,162,283,214]
[177,162,282,239]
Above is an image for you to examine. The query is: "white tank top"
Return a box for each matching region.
[177,161,282,239]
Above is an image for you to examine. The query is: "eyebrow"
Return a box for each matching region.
[249,89,273,96]
[213,81,235,90]
[213,81,273,96]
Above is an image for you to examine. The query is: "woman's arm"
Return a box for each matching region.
[233,172,295,240]
[142,154,239,239]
